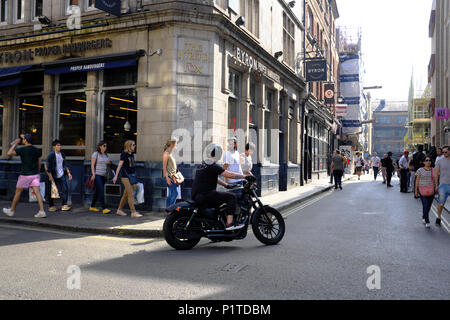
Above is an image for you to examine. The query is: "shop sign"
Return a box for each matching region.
[324,83,335,105]
[335,104,347,117]
[435,108,449,119]
[305,59,327,82]
[234,47,280,83]
[95,0,121,17]
[177,39,210,75]
[0,39,113,65]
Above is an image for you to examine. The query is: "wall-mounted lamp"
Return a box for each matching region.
[288,1,296,8]
[149,49,163,56]
[38,16,53,26]
[275,51,283,59]
[235,16,245,26]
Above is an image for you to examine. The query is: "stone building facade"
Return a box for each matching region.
[0,0,339,211]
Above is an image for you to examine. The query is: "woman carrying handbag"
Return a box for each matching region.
[89,141,112,214]
[415,156,436,228]
[112,140,142,218]
[163,138,182,208]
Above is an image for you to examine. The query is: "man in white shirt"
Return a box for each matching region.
[399,151,409,193]
[370,152,381,181]
[435,147,444,167]
[223,137,243,184]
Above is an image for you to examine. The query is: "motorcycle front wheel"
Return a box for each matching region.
[252,206,285,245]
[163,213,201,250]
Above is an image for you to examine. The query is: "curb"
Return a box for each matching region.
[0,217,164,238]
[0,177,355,238]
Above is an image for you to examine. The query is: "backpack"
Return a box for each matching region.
[411,152,424,171]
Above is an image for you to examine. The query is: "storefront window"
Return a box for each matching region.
[103,89,137,154]
[59,72,87,91]
[249,77,258,128]
[228,69,241,132]
[59,93,86,157]
[0,97,3,149]
[18,96,43,145]
[103,66,137,87]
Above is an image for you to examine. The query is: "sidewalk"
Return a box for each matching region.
[0,175,354,238]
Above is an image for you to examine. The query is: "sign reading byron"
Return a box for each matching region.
[0,38,113,64]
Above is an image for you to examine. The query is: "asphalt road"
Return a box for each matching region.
[0,174,449,300]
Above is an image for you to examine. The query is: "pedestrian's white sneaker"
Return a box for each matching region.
[3,208,14,217]
[422,219,426,225]
[34,211,47,218]
[425,223,431,228]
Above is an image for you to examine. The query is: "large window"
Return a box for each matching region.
[394,115,408,124]
[103,89,137,154]
[101,66,138,154]
[17,72,44,146]
[33,0,43,19]
[376,116,391,124]
[249,76,258,128]
[265,89,274,161]
[240,0,259,37]
[283,12,295,68]
[18,96,44,146]
[228,69,241,132]
[0,98,3,149]
[59,93,86,156]
[0,0,7,23]
[307,8,314,36]
[13,0,24,23]
[57,72,87,157]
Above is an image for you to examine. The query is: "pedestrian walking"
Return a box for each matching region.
[428,146,437,167]
[331,150,345,190]
[434,145,450,227]
[370,152,381,180]
[411,145,426,198]
[399,151,410,193]
[89,141,112,214]
[382,152,395,188]
[435,147,444,166]
[329,150,336,184]
[240,142,255,176]
[223,137,244,184]
[354,152,363,180]
[415,156,436,228]
[3,134,46,218]
[380,154,388,184]
[46,140,72,212]
[112,140,142,218]
[163,137,180,208]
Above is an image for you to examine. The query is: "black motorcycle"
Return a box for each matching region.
[163,176,285,250]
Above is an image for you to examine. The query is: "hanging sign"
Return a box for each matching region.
[95,0,122,17]
[324,83,335,105]
[435,108,449,119]
[305,59,327,82]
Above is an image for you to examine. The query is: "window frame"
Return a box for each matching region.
[0,0,8,24]
[85,0,97,12]
[283,12,295,68]
[32,0,43,21]
[13,0,24,24]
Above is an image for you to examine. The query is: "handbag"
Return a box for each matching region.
[85,177,95,190]
[125,171,138,185]
[51,182,60,199]
[171,171,184,185]
[418,168,435,197]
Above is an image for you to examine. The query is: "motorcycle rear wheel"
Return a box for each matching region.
[252,206,285,245]
[163,213,201,250]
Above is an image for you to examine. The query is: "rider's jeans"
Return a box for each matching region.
[194,191,237,216]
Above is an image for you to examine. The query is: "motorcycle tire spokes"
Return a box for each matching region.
[256,213,280,240]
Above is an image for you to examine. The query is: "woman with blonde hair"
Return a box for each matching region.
[113,140,142,218]
[163,137,180,208]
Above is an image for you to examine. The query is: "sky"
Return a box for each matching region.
[335,0,432,102]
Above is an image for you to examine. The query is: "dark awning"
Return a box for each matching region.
[42,50,146,75]
[0,65,34,87]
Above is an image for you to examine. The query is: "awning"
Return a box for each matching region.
[43,50,145,75]
[0,65,34,87]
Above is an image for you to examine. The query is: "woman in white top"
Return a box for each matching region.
[223,137,243,184]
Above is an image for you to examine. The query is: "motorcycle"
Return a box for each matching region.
[163,176,285,250]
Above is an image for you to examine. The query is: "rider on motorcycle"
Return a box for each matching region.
[192,144,249,231]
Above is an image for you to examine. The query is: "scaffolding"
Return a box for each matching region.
[337,26,362,56]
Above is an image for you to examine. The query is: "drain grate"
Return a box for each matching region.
[221,263,248,273]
